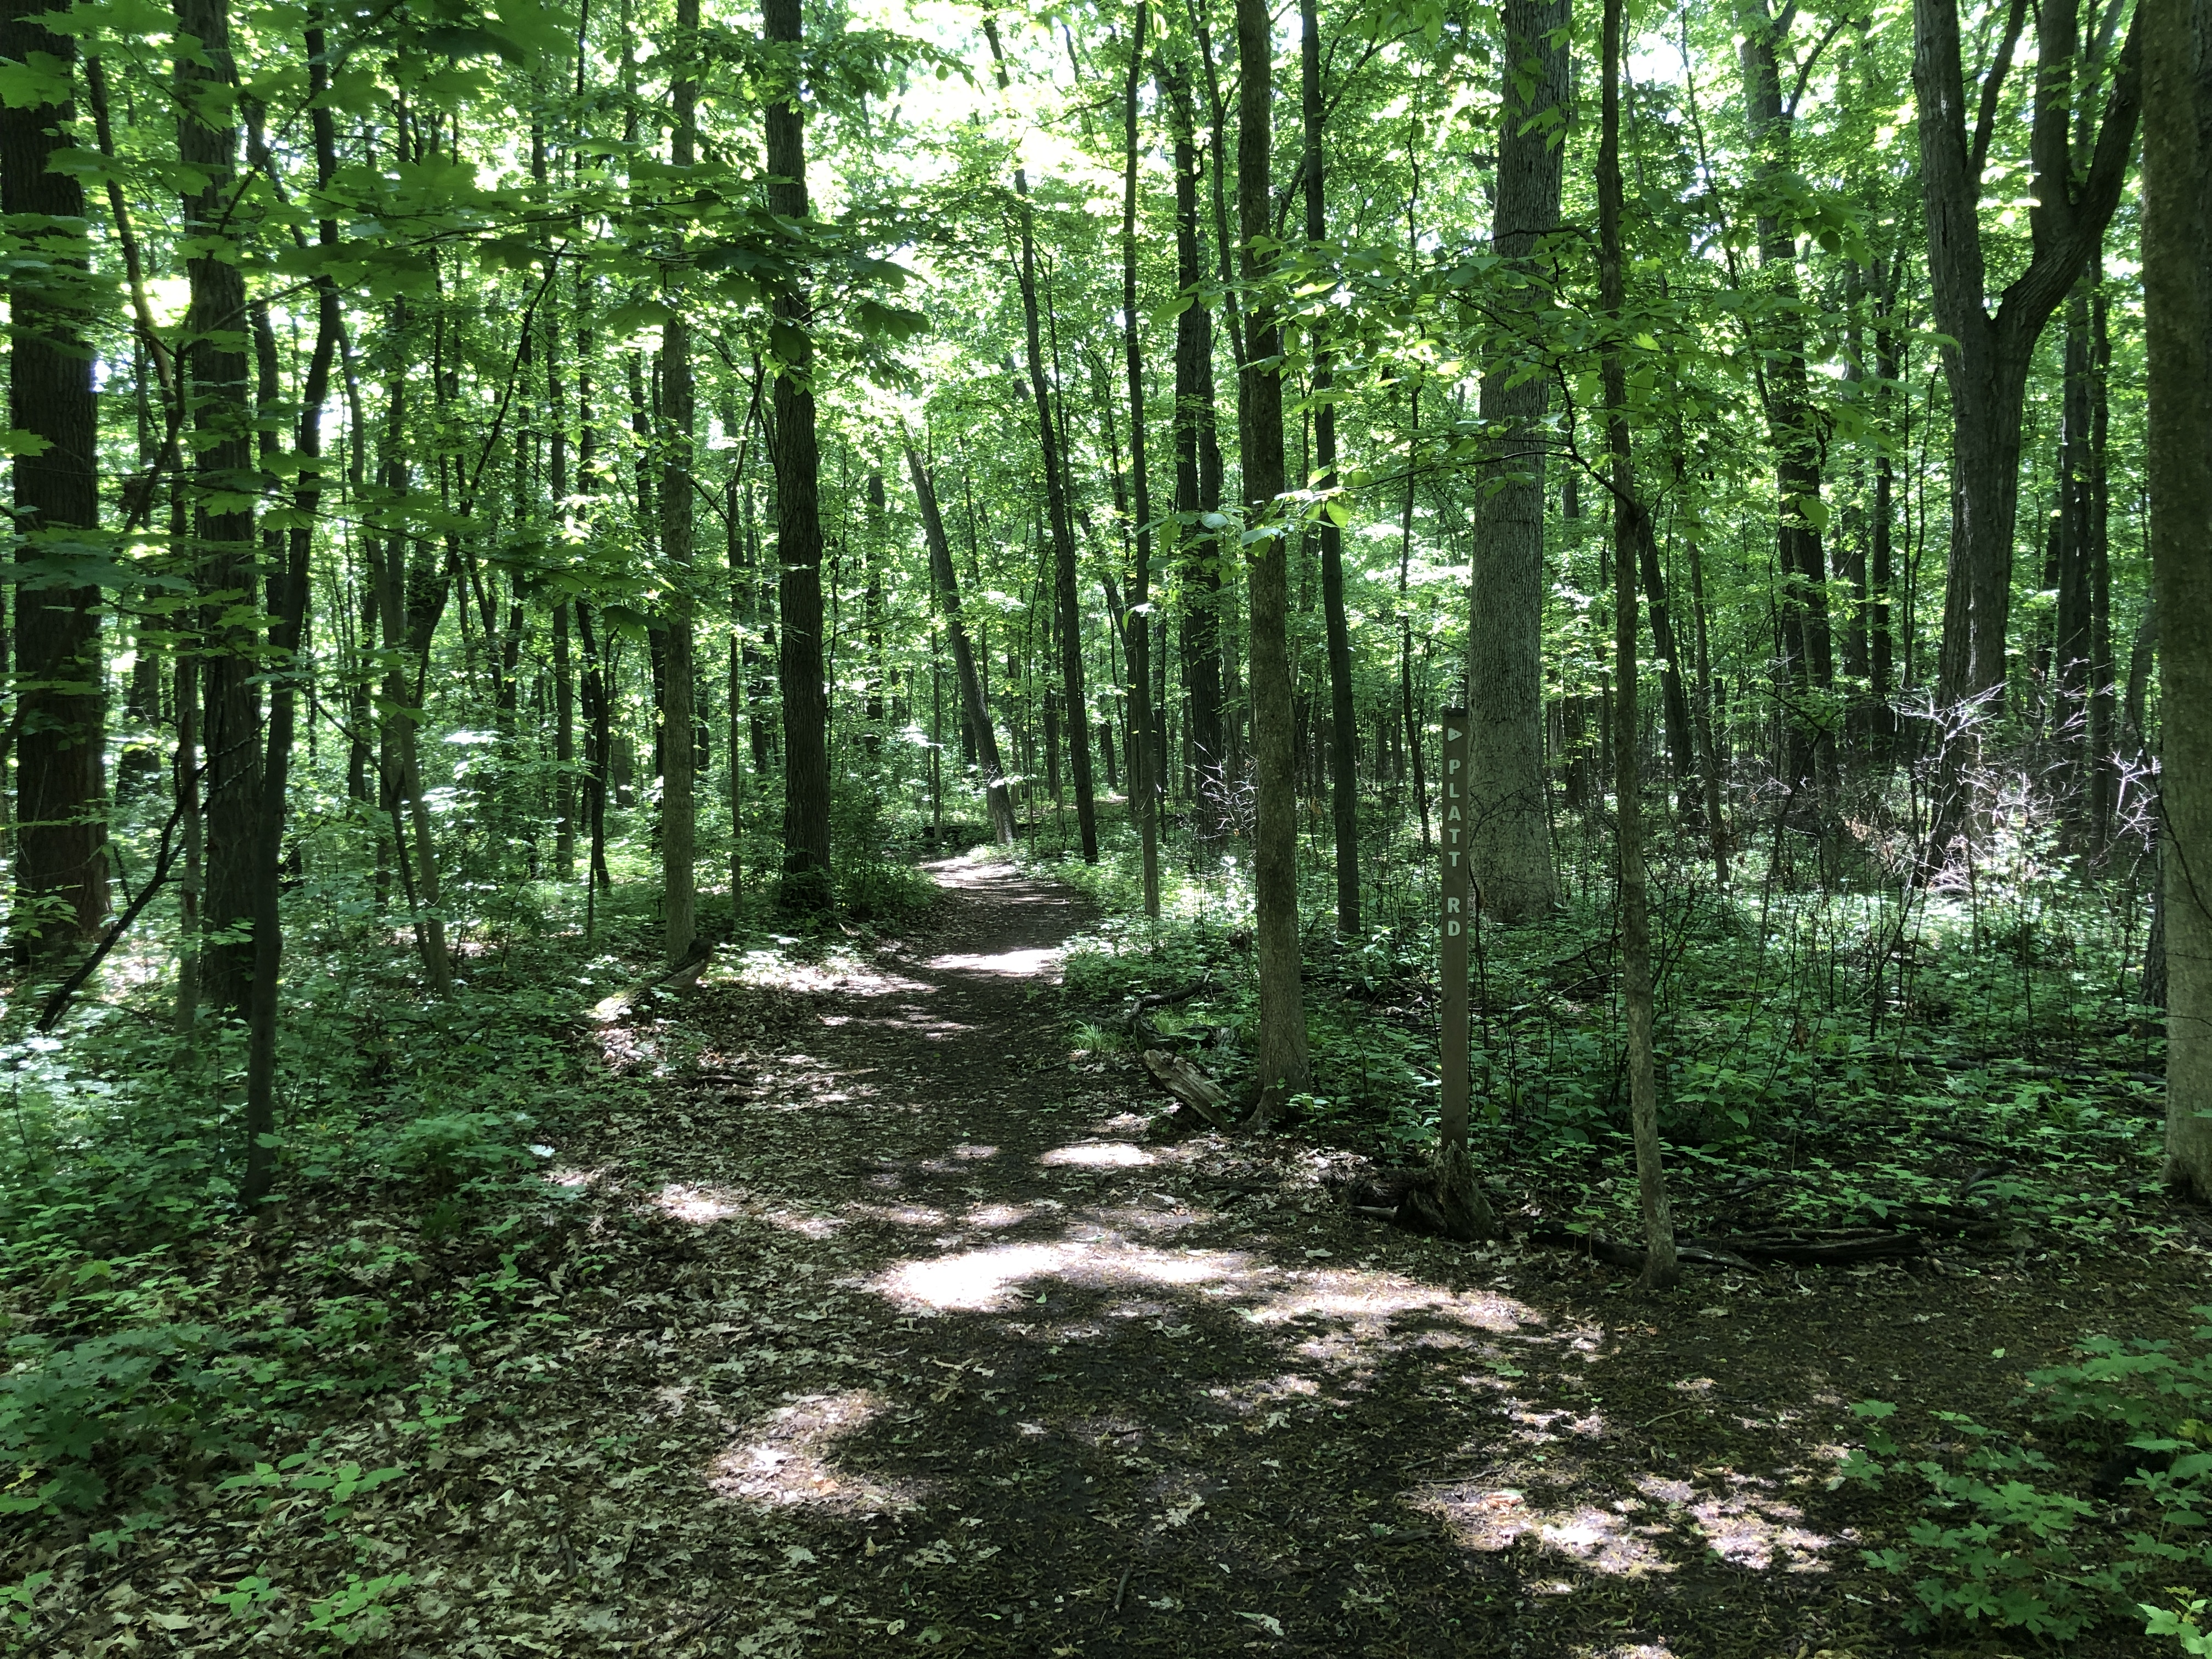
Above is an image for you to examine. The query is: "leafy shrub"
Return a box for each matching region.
[369,1109,536,1194]
[837,856,938,921]
[1,1322,240,1511]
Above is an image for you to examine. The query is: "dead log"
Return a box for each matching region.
[1524,1223,1934,1270]
[1142,1049,1232,1130]
[589,938,715,1023]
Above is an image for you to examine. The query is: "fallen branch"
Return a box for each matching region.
[589,937,716,1023]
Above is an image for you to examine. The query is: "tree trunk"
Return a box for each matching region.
[1599,0,1678,1290]
[2,0,108,961]
[1740,4,1837,812]
[1237,0,1308,1122]
[907,445,1016,844]
[1914,0,2141,862]
[2142,0,2212,1198]
[766,0,831,910]
[177,0,261,1014]
[1466,0,1567,923]
[984,19,1097,866]
[1123,11,1159,918]
[241,41,339,1205]
[1301,0,1358,935]
[658,0,699,963]
[1166,65,1227,830]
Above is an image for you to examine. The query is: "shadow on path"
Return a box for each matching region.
[546,856,1894,1658]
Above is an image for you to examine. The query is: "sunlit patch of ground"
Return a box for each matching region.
[924,946,1064,977]
[709,1391,924,1516]
[1684,1470,1835,1571]
[1039,1139,1154,1167]
[654,1182,746,1224]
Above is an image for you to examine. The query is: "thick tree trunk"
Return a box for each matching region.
[2,0,108,961]
[1301,0,1358,935]
[1466,0,1567,923]
[177,0,261,1013]
[907,445,1015,845]
[2142,0,2212,1199]
[1237,0,1308,1123]
[1914,0,2141,862]
[1600,0,1678,1290]
[766,0,831,910]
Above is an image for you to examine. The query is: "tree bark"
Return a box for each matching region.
[1740,1,1837,811]
[2,0,108,961]
[658,0,698,962]
[1467,0,1567,923]
[1301,0,1358,935]
[766,0,831,910]
[241,25,339,1205]
[1599,0,1678,1290]
[1165,64,1227,830]
[1124,9,1160,917]
[1237,0,1308,1122]
[177,0,261,1013]
[1914,0,2141,861]
[2142,0,2212,1198]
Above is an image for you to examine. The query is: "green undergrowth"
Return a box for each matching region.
[1042,813,2174,1250]
[0,797,946,1565]
[1843,1310,2212,1650]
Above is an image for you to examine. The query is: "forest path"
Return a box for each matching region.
[545,855,1910,1658]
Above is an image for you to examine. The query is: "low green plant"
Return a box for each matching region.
[1846,1308,2212,1650]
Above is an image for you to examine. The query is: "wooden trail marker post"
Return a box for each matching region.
[1439,708,1470,1152]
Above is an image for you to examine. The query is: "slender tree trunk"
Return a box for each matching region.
[2,0,108,961]
[1237,0,1308,1122]
[658,0,699,962]
[1686,535,1729,885]
[1300,0,1358,934]
[1123,10,1159,917]
[241,38,339,1205]
[1599,0,1678,1289]
[1166,65,1227,830]
[1467,0,1567,922]
[983,18,1097,865]
[1740,4,1837,812]
[766,0,831,910]
[2142,0,2212,1198]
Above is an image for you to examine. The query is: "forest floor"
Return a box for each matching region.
[21,854,2208,1657]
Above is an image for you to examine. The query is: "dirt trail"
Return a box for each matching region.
[531,856,2118,1658]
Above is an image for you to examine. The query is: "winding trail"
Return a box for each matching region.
[544,856,1905,1657]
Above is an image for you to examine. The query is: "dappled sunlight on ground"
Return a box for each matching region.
[617,859,1910,1655]
[654,1181,745,1224]
[709,1391,926,1516]
[871,1238,1252,1314]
